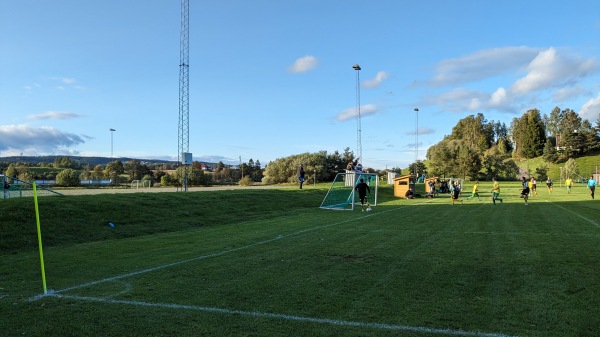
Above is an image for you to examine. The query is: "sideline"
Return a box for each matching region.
[545,200,600,227]
[46,293,517,337]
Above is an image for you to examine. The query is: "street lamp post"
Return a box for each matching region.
[109,128,116,158]
[414,108,419,181]
[353,64,362,165]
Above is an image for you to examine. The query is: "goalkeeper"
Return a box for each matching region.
[355,178,371,211]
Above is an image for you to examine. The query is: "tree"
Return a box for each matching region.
[449,113,494,153]
[543,139,559,163]
[215,161,225,172]
[408,160,427,178]
[511,109,546,159]
[104,160,124,184]
[426,138,456,178]
[124,160,151,181]
[53,156,78,169]
[56,168,80,187]
[5,163,17,182]
[92,165,105,180]
[456,145,481,180]
[560,109,582,157]
[545,106,563,143]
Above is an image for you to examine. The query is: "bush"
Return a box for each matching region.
[239,176,253,186]
[56,169,81,187]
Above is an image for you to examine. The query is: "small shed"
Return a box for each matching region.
[393,174,415,197]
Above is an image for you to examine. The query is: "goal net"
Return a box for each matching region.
[320,172,378,210]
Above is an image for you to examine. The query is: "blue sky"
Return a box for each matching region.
[1,1,599,170]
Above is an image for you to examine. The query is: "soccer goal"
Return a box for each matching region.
[130,179,152,189]
[320,172,378,210]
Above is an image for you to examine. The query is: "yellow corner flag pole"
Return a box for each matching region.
[33,181,48,294]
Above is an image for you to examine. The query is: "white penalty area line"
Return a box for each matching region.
[30,203,418,298]
[46,293,518,337]
[545,200,600,227]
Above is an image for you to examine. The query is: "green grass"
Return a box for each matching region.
[1,182,599,336]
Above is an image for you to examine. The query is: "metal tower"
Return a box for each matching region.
[177,0,190,163]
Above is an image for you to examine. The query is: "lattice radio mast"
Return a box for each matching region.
[177,0,190,163]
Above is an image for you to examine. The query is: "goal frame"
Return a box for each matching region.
[319,172,378,210]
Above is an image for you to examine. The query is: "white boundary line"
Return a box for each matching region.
[29,200,519,337]
[545,200,600,227]
[47,293,518,337]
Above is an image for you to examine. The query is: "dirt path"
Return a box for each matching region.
[56,184,290,196]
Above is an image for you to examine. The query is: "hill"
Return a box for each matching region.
[0,155,214,167]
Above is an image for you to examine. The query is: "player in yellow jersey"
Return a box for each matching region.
[467,181,481,201]
[491,177,503,205]
[565,177,572,194]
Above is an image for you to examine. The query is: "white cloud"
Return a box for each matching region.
[288,55,318,73]
[579,92,600,122]
[28,111,82,120]
[363,71,389,88]
[336,104,378,121]
[0,125,85,154]
[429,46,541,86]
[511,47,600,94]
[489,87,509,107]
[423,46,600,114]
[51,77,76,84]
[407,127,435,136]
[424,88,488,112]
[552,86,585,101]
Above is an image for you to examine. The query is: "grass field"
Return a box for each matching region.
[1,181,599,337]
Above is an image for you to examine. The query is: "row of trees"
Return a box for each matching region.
[1,157,266,187]
[261,148,402,185]
[426,106,600,181]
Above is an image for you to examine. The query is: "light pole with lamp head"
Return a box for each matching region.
[414,108,419,183]
[353,64,362,166]
[109,128,116,158]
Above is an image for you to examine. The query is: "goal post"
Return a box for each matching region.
[320,172,378,210]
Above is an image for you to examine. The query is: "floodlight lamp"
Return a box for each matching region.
[352,64,361,71]
[414,108,419,112]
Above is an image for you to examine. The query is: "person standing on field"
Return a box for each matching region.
[491,177,503,205]
[587,175,597,199]
[355,178,371,211]
[546,177,553,194]
[297,164,305,189]
[566,177,573,194]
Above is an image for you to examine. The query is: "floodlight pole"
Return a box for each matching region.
[414,108,419,181]
[109,128,116,158]
[353,64,362,165]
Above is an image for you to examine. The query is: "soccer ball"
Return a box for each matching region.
[366,207,372,212]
